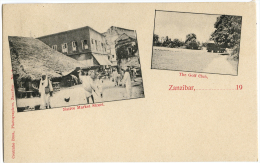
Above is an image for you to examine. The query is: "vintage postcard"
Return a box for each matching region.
[3,3,257,162]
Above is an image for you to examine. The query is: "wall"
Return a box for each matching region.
[37,26,91,55]
[89,28,107,55]
[70,53,93,67]
[106,26,136,39]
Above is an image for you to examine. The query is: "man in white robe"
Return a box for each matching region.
[121,68,132,99]
[78,70,99,104]
[39,73,53,109]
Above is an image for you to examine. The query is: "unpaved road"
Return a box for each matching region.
[152,47,238,75]
[16,77,144,110]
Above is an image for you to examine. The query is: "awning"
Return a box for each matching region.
[81,65,100,70]
[92,54,112,66]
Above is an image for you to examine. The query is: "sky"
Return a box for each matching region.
[154,11,220,43]
[6,4,142,38]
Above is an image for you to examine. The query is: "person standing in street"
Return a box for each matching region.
[96,75,103,99]
[112,69,119,86]
[121,68,132,99]
[78,69,99,104]
[132,67,137,82]
[39,73,53,109]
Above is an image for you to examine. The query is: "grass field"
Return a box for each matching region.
[152,46,238,75]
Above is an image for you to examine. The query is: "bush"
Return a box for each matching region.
[231,45,240,60]
[186,41,199,50]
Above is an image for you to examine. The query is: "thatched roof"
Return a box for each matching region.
[9,36,84,81]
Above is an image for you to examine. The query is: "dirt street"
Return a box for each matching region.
[16,77,144,110]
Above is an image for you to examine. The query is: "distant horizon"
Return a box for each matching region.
[154,11,220,43]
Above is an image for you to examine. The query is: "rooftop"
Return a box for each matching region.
[9,36,85,80]
[109,26,135,32]
[37,26,105,39]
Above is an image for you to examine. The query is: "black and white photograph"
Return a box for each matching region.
[9,25,144,112]
[152,10,242,76]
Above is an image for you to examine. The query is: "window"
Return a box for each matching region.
[128,47,132,55]
[112,55,114,58]
[52,45,57,51]
[95,40,98,51]
[98,41,101,51]
[62,43,68,53]
[72,41,77,51]
[101,43,105,52]
[81,40,88,50]
[91,39,96,50]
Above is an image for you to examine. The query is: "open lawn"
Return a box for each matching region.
[152,46,238,75]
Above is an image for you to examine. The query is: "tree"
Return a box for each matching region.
[185,33,200,49]
[165,36,169,42]
[186,41,199,49]
[172,39,181,47]
[153,34,159,45]
[162,36,171,47]
[185,33,197,43]
[211,15,242,48]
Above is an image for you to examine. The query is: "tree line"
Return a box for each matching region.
[153,14,242,55]
[153,33,201,50]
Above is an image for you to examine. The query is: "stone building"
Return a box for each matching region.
[103,26,137,66]
[37,26,111,67]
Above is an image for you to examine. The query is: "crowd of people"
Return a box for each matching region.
[37,66,137,109]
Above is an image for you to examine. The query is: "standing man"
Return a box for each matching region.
[97,75,103,99]
[78,69,99,104]
[112,69,119,86]
[132,67,137,82]
[39,73,53,109]
[121,68,132,99]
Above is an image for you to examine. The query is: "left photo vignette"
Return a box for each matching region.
[9,25,145,112]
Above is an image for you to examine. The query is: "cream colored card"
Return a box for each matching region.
[3,3,257,162]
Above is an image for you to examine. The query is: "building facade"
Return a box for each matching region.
[37,26,111,67]
[103,26,137,66]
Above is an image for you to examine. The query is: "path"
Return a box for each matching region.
[203,55,237,75]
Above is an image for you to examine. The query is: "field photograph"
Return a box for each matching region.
[152,10,242,76]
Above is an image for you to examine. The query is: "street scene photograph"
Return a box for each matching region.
[9,25,144,112]
[152,10,242,76]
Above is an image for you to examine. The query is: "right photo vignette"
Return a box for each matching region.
[151,10,242,76]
